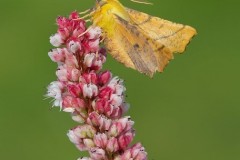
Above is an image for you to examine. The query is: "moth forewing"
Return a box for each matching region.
[126,8,197,53]
[105,15,159,76]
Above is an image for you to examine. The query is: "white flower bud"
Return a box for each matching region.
[50,33,63,47]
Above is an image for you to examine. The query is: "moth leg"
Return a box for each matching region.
[81,13,92,19]
[72,17,88,21]
[85,19,92,23]
[96,50,99,58]
[78,26,93,38]
[100,36,105,43]
[79,9,91,15]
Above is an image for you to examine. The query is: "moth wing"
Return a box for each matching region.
[126,8,197,53]
[104,15,173,77]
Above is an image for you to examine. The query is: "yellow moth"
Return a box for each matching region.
[83,0,197,77]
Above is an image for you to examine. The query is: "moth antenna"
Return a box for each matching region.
[130,0,153,5]
[100,37,105,43]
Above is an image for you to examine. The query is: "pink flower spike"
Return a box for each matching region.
[47,11,148,160]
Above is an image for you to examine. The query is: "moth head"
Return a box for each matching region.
[95,0,107,6]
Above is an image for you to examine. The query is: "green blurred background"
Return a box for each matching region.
[0,0,239,159]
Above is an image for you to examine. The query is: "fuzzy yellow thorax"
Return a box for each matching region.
[92,0,131,36]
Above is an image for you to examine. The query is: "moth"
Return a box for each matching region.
[82,0,197,77]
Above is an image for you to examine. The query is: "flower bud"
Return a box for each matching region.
[46,81,63,99]
[110,106,123,119]
[56,66,68,81]
[62,96,85,112]
[106,137,119,153]
[110,94,123,107]
[48,48,65,63]
[64,51,78,67]
[50,33,64,47]
[71,125,96,139]
[83,83,98,98]
[113,155,121,160]
[93,133,108,148]
[82,72,98,84]
[119,117,134,132]
[98,87,113,99]
[83,139,95,149]
[67,84,82,98]
[84,53,95,67]
[71,112,85,123]
[99,115,112,131]
[118,130,135,150]
[70,68,81,81]
[99,71,112,85]
[122,143,147,160]
[68,40,81,53]
[67,130,80,144]
[94,98,108,114]
[89,148,106,160]
[121,150,131,160]
[87,112,101,127]
[88,39,100,52]
[87,27,101,39]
